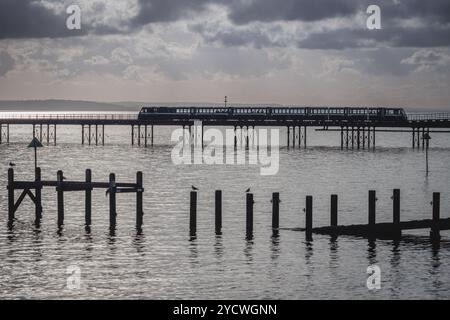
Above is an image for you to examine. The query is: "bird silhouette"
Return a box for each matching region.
[62,176,67,180]
[9,162,16,167]
[106,189,110,196]
[245,188,251,193]
[191,185,199,191]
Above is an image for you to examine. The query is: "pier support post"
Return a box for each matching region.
[190,191,197,238]
[85,169,92,227]
[109,173,117,231]
[357,127,360,149]
[368,190,376,227]
[144,125,148,147]
[57,170,64,228]
[272,192,280,235]
[393,189,401,237]
[340,127,344,150]
[131,125,134,145]
[346,126,349,149]
[246,193,254,240]
[412,128,415,149]
[136,172,144,230]
[372,127,376,150]
[151,125,154,146]
[8,168,14,223]
[331,194,338,227]
[35,167,42,226]
[303,126,307,148]
[305,196,313,240]
[431,192,441,241]
[215,190,222,235]
[287,126,290,149]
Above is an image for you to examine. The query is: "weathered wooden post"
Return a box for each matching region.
[272,193,280,233]
[136,171,144,230]
[305,196,313,240]
[431,192,440,240]
[109,173,117,230]
[57,170,64,228]
[35,167,42,225]
[393,189,401,237]
[331,194,338,227]
[8,168,15,223]
[368,190,376,226]
[246,193,254,239]
[85,169,92,227]
[215,190,222,235]
[190,191,197,237]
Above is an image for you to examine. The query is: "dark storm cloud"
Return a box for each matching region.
[130,0,217,25]
[225,0,361,24]
[0,0,85,39]
[296,26,450,50]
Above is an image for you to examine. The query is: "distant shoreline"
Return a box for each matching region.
[0,100,447,113]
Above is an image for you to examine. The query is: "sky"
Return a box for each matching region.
[0,0,449,110]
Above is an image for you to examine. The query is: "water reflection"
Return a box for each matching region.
[244,240,254,264]
[214,235,224,259]
[328,237,339,269]
[270,235,280,262]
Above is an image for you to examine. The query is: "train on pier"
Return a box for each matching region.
[138,106,408,122]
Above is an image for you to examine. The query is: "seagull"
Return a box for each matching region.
[245,188,251,193]
[191,185,199,191]
[9,162,16,167]
[106,189,110,196]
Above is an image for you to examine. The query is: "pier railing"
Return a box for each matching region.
[0,113,138,120]
[407,113,450,121]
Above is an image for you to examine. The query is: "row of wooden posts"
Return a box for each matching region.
[7,168,144,231]
[189,189,446,240]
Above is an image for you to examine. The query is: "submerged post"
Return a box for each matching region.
[393,189,401,237]
[331,194,338,227]
[109,173,117,230]
[368,190,376,226]
[215,190,222,235]
[35,167,42,225]
[272,192,280,233]
[190,191,197,237]
[305,196,313,240]
[85,169,92,227]
[8,168,14,223]
[136,171,144,230]
[57,170,64,228]
[431,192,440,240]
[246,193,254,239]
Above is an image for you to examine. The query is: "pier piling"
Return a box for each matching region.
[331,194,338,227]
[85,169,92,226]
[190,191,197,238]
[246,193,254,239]
[8,168,14,223]
[109,173,117,230]
[368,190,376,227]
[215,190,222,235]
[57,170,64,228]
[305,196,313,240]
[35,167,42,226]
[136,172,144,230]
[431,192,441,240]
[393,189,401,237]
[272,192,280,235]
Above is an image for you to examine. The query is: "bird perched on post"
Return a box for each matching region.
[191,185,199,191]
[245,188,251,193]
[9,162,16,167]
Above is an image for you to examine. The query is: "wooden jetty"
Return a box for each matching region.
[7,168,144,231]
[299,190,447,241]
[189,189,447,242]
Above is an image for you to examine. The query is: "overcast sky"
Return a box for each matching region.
[0,0,449,109]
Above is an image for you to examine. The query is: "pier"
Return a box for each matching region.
[1,109,450,148]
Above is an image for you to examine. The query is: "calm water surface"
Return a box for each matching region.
[0,120,450,299]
